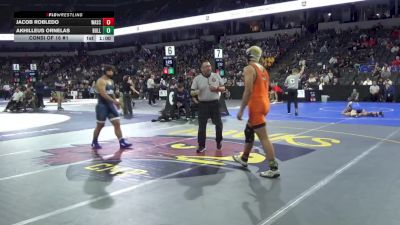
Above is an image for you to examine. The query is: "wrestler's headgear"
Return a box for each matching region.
[246,46,262,62]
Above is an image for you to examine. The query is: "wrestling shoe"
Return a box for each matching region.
[119,138,132,149]
[91,141,102,150]
[196,146,206,153]
[232,154,248,167]
[260,169,280,178]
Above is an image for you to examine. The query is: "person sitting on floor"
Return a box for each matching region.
[3,87,24,112]
[23,86,37,111]
[172,83,191,120]
[342,101,384,118]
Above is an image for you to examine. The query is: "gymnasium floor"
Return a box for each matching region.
[0,99,399,225]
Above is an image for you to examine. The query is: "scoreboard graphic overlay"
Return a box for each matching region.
[14,11,114,42]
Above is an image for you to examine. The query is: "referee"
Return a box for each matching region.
[284,65,304,116]
[191,61,225,153]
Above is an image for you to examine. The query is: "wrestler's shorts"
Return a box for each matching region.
[96,103,120,123]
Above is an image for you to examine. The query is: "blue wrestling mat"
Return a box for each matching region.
[229,102,400,127]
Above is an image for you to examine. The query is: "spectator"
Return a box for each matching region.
[89,81,96,99]
[351,78,359,86]
[308,73,318,86]
[138,77,146,100]
[169,78,177,90]
[160,77,167,90]
[270,81,278,103]
[391,56,400,67]
[122,75,139,118]
[226,78,234,87]
[54,76,66,111]
[34,79,45,108]
[332,77,340,86]
[371,63,381,77]
[3,87,23,112]
[299,58,306,67]
[369,81,380,102]
[320,43,328,53]
[23,86,36,111]
[360,33,368,40]
[391,27,400,39]
[329,56,338,65]
[384,81,396,102]
[368,37,376,48]
[327,69,334,80]
[236,79,244,86]
[0,29,398,97]
[2,82,11,100]
[221,76,228,85]
[339,56,351,68]
[363,77,373,86]
[322,73,331,85]
[390,45,399,54]
[386,41,393,51]
[348,89,360,102]
[147,74,156,105]
[172,83,191,120]
[380,65,391,79]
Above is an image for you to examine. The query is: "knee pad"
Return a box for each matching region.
[244,124,255,143]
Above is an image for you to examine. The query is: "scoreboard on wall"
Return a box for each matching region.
[214,49,225,76]
[14,11,114,42]
[12,63,38,84]
[163,57,175,75]
[163,46,175,75]
[215,59,225,76]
